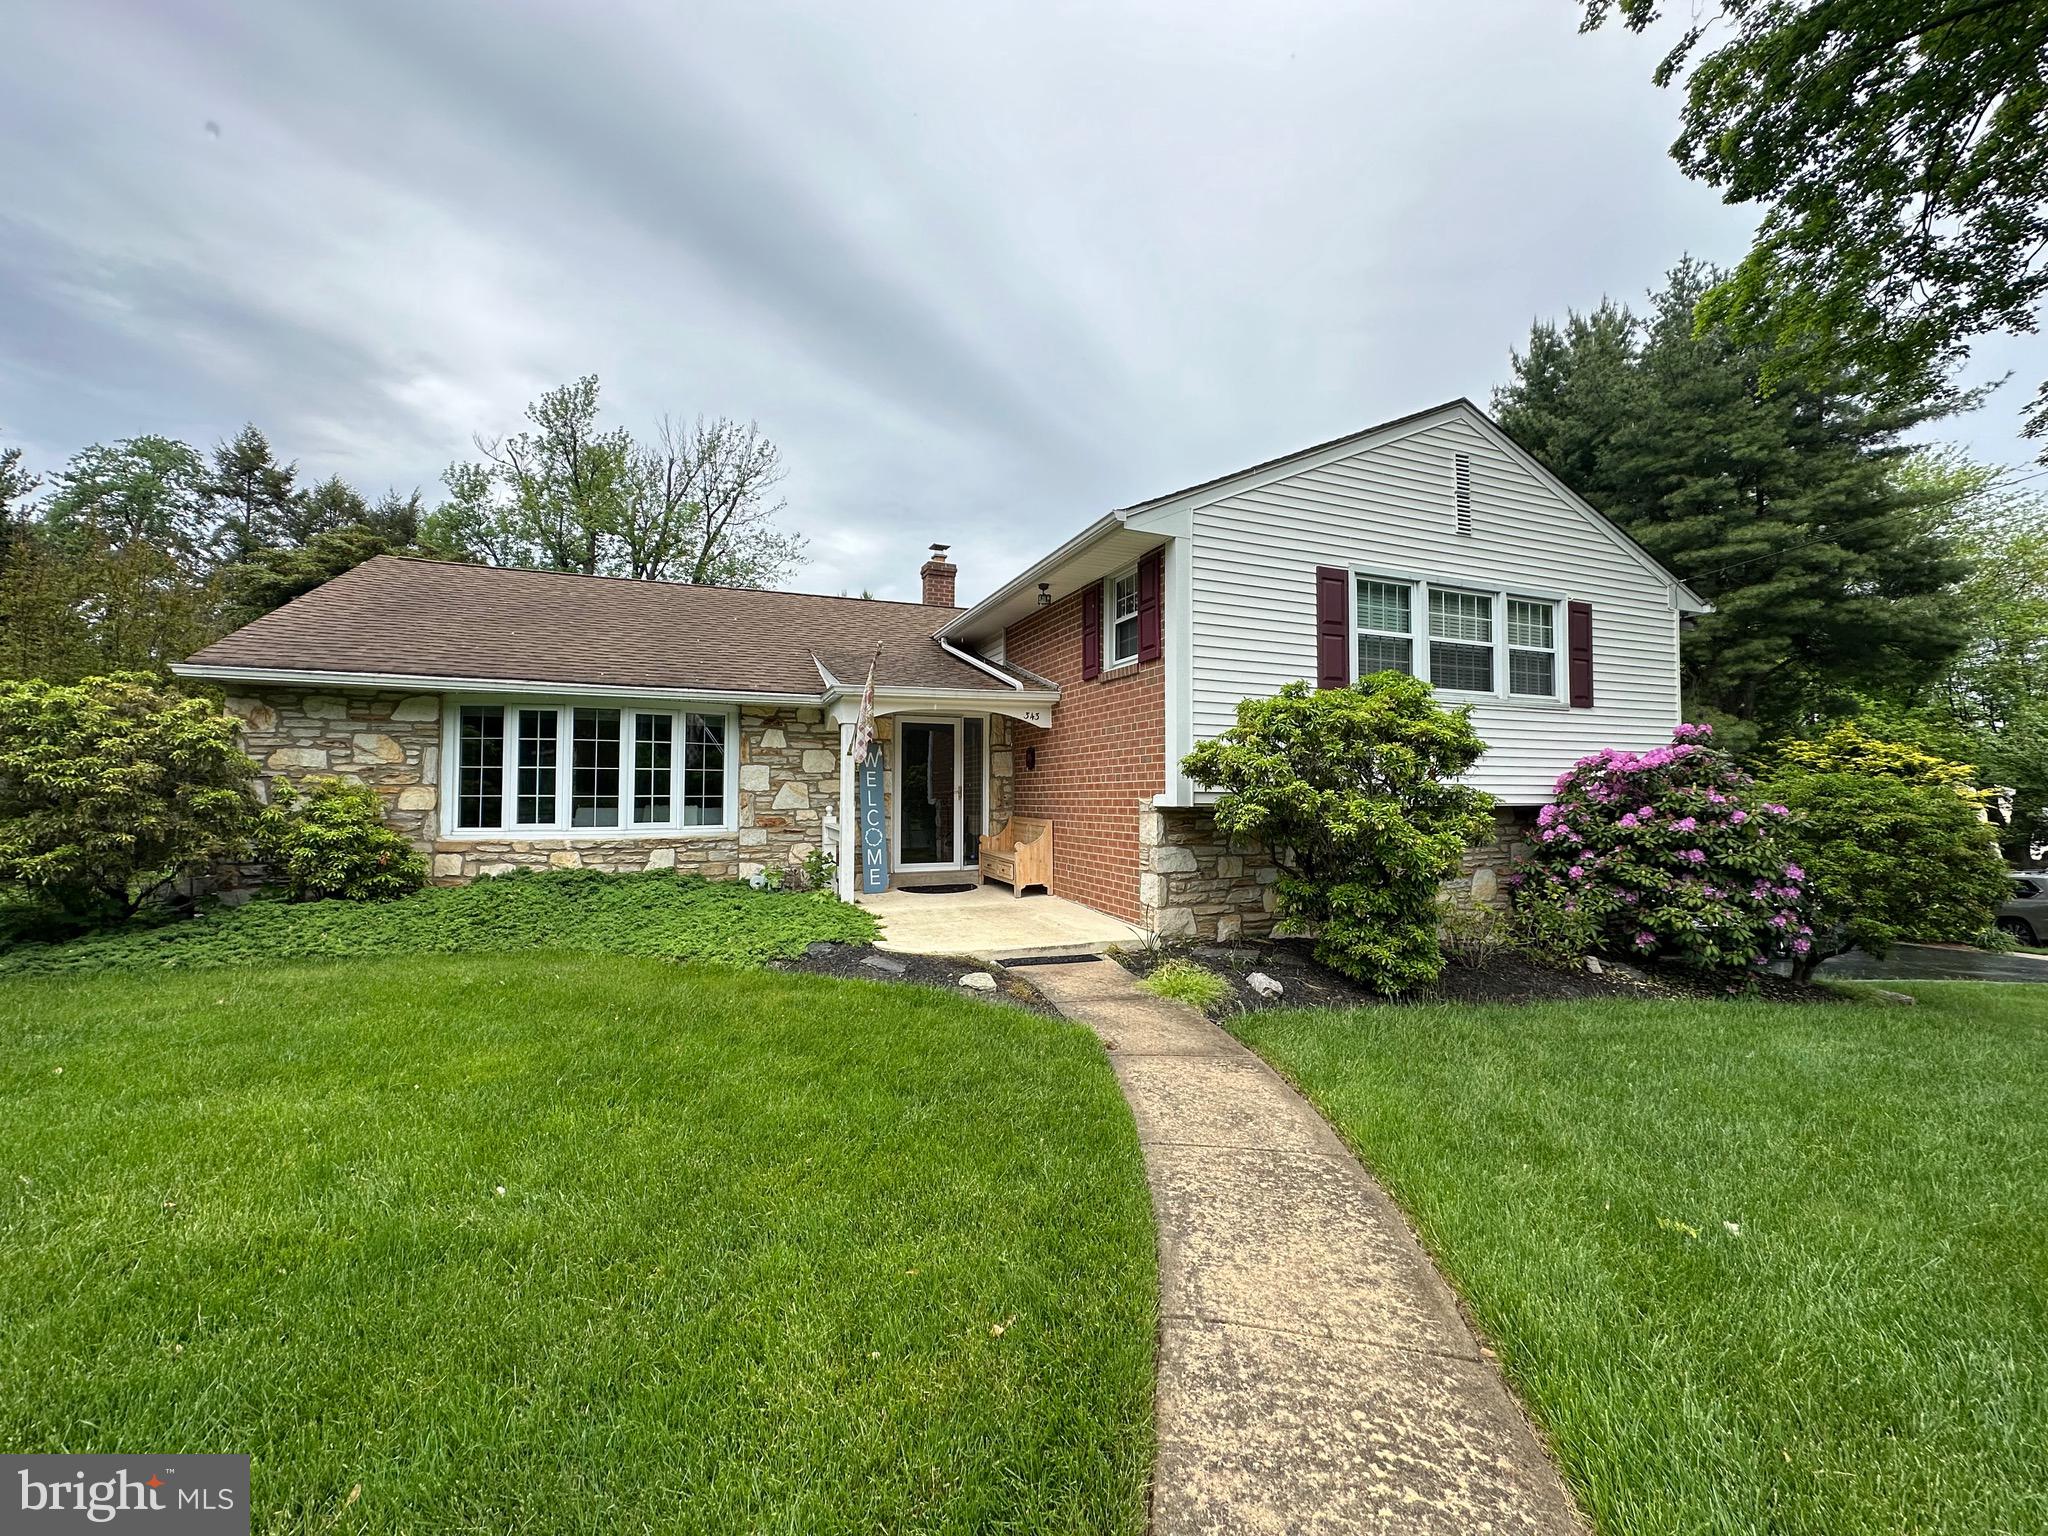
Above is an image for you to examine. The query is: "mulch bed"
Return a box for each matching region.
[1113,936,1842,1014]
[770,941,1058,1015]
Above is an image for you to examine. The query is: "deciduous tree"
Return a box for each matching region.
[1579,0,2048,455]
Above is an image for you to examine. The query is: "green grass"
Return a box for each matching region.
[1,957,1156,1533]
[1231,983,2048,1536]
[0,870,876,976]
[1137,957,1229,1010]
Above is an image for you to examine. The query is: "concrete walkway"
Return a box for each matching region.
[862,884,1147,960]
[1029,957,1583,1535]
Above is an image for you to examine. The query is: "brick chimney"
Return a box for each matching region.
[919,544,957,607]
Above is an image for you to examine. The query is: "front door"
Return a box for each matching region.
[897,718,959,868]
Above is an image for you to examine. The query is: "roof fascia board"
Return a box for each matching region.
[936,512,1121,639]
[170,662,825,706]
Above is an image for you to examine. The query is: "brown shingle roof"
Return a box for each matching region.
[182,556,1018,695]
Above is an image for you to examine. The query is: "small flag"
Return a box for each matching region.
[848,645,881,763]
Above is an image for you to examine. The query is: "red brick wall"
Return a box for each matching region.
[1003,583,1165,922]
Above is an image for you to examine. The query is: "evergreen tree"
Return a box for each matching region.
[1495,261,1971,740]
[204,423,297,562]
[282,473,370,546]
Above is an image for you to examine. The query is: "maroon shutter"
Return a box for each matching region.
[1567,600,1594,707]
[1081,582,1103,680]
[1315,566,1350,689]
[1136,550,1163,663]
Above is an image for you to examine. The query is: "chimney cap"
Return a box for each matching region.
[927,543,951,559]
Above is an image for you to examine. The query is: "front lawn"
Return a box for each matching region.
[1,957,1155,1533]
[1233,984,2048,1536]
[0,870,875,976]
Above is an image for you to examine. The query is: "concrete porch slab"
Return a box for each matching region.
[860,883,1147,960]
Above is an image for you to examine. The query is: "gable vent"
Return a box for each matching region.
[1454,453,1473,536]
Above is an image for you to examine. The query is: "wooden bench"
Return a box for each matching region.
[979,816,1052,897]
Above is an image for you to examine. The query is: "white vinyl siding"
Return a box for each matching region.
[1187,411,1684,803]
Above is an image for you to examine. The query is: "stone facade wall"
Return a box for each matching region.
[229,687,843,886]
[1136,804,1541,943]
[1003,586,1166,923]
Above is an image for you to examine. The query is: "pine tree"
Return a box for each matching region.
[204,424,297,562]
[1495,261,1970,741]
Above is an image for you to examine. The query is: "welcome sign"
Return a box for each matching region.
[857,744,888,894]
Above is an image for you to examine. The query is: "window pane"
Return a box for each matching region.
[458,705,504,829]
[1507,598,1553,650]
[1112,613,1139,662]
[1114,573,1139,619]
[1510,650,1556,697]
[516,708,557,825]
[634,712,673,824]
[1358,634,1414,676]
[683,712,726,827]
[571,708,621,827]
[1431,641,1494,691]
[1356,579,1410,634]
[1429,589,1492,643]
[962,718,985,861]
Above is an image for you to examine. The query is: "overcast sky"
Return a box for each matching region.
[4,0,2042,604]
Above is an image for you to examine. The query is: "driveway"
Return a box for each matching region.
[1819,943,2048,984]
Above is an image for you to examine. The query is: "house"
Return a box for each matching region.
[174,398,1708,940]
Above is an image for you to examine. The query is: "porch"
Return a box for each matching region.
[860,881,1147,961]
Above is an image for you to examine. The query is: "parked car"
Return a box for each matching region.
[1997,873,2048,945]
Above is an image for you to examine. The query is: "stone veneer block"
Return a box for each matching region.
[351,733,405,764]
[390,696,440,721]
[302,695,350,719]
[396,785,437,811]
[800,749,835,774]
[771,781,809,810]
[267,746,328,770]
[739,763,772,792]
[759,727,787,748]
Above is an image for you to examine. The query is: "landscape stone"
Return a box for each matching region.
[1246,971,1284,999]
[861,954,908,975]
[957,971,998,990]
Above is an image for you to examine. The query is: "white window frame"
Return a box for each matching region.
[441,695,740,839]
[1349,571,1566,705]
[1104,566,1141,669]
[1504,595,1562,701]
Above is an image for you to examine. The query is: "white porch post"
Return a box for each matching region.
[837,718,858,899]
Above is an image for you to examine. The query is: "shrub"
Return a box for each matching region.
[1760,767,2009,975]
[0,673,256,928]
[1775,722,1998,805]
[254,778,428,901]
[1513,724,1814,976]
[1139,957,1230,1010]
[1182,676,1494,994]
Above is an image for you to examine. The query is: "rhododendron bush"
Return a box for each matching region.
[1513,724,1814,975]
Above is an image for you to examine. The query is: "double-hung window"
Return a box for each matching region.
[1107,569,1140,667]
[454,702,732,833]
[1355,578,1414,677]
[1350,575,1562,699]
[1427,590,1494,692]
[1506,598,1558,698]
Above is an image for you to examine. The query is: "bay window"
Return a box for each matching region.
[452,700,733,834]
[1351,574,1562,700]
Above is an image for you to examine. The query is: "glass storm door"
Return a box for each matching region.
[897,720,959,867]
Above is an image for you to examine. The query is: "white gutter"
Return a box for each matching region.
[937,636,1025,689]
[170,662,824,707]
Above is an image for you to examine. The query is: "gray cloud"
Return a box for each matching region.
[3,0,2040,602]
